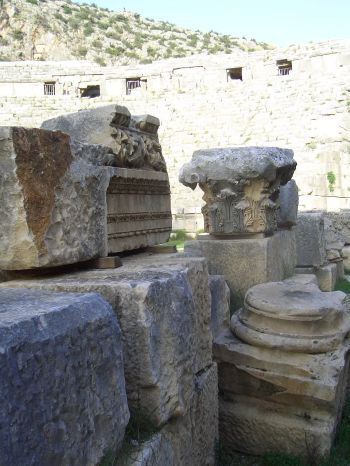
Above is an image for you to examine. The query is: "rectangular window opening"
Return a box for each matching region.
[126,78,147,95]
[226,67,243,81]
[44,82,56,95]
[277,59,292,76]
[80,85,100,98]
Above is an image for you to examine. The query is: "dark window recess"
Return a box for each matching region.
[81,85,100,98]
[277,59,292,75]
[227,67,243,81]
[44,82,55,95]
[126,78,147,95]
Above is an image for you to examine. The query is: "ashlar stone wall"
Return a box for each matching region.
[0,39,349,229]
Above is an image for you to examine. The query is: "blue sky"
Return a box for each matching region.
[75,0,349,47]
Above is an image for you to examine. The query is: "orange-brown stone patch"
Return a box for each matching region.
[12,127,73,256]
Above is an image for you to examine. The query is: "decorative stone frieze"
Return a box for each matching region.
[179,147,296,236]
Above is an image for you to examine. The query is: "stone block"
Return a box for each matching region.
[214,330,350,460]
[209,275,230,338]
[0,288,129,466]
[343,245,350,273]
[0,254,212,426]
[0,127,109,270]
[277,179,299,228]
[185,229,296,309]
[296,212,326,267]
[315,262,337,291]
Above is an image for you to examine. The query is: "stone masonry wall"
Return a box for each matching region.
[0,39,349,229]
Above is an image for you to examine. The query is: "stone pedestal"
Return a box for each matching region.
[184,229,296,309]
[215,277,350,459]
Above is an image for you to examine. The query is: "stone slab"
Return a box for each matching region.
[0,288,129,466]
[0,254,212,426]
[214,330,350,460]
[184,229,296,310]
[296,212,326,267]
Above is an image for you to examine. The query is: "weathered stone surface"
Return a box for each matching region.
[296,211,327,267]
[343,245,350,272]
[231,278,349,353]
[214,330,350,459]
[326,210,350,245]
[116,363,218,466]
[185,229,296,310]
[277,179,299,228]
[209,275,230,337]
[116,433,175,466]
[0,254,212,426]
[162,363,218,466]
[0,288,129,466]
[324,214,345,262]
[179,146,296,236]
[42,105,166,172]
[0,126,109,270]
[316,262,338,291]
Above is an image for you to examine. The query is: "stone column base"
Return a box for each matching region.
[214,330,350,460]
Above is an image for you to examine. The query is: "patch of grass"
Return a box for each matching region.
[334,277,350,293]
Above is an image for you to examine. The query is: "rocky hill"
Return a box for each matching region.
[0,0,273,64]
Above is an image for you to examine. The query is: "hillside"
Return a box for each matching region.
[0,0,273,64]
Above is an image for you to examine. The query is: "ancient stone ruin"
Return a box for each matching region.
[180,145,350,460]
[0,104,349,465]
[0,105,171,269]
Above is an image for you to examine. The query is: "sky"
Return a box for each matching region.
[74,0,350,48]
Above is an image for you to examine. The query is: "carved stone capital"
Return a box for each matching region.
[180,146,296,236]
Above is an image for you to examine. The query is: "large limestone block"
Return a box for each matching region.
[42,105,172,253]
[214,330,350,459]
[0,126,109,270]
[185,229,296,309]
[0,288,129,466]
[296,211,326,266]
[316,262,338,291]
[179,146,296,236]
[1,254,212,426]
